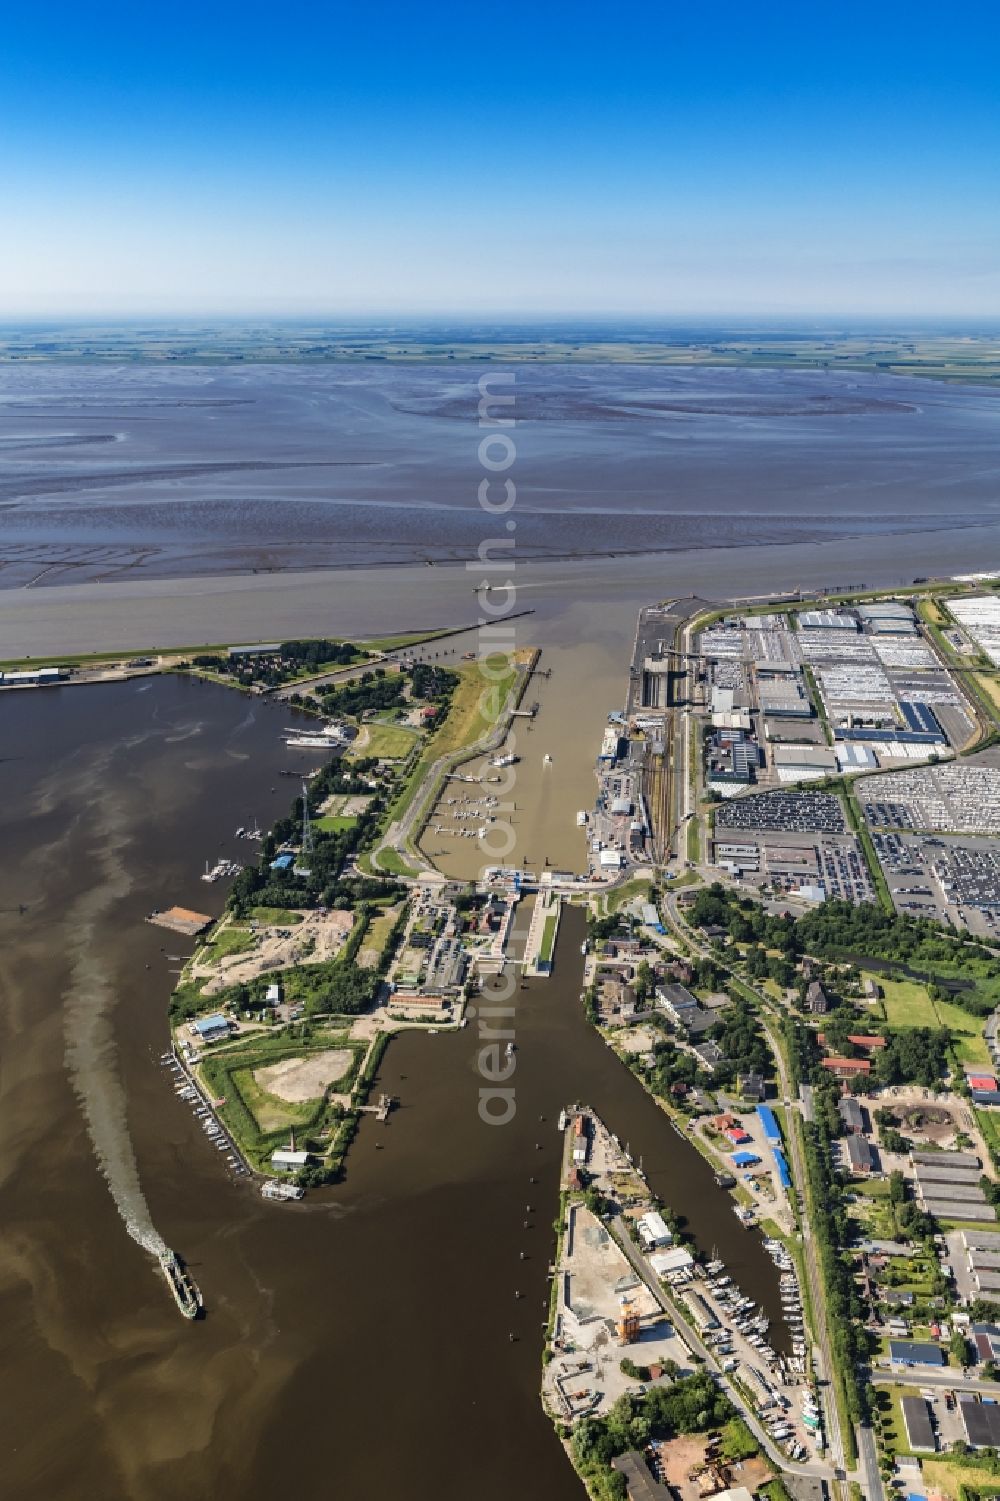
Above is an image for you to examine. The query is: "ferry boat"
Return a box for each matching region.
[505,1040,515,1058]
[576,810,588,826]
[543,753,552,765]
[490,752,519,767]
[159,1249,202,1319]
[284,724,347,750]
[261,1179,305,1202]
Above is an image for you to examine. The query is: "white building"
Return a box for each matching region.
[271,1149,310,1171]
[637,1210,673,1249]
[650,1246,695,1277]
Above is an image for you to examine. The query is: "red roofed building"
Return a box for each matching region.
[821,1057,872,1077]
[818,1033,887,1052]
[724,1126,752,1145]
[969,1074,998,1093]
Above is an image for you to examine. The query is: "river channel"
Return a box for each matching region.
[0,674,784,1500]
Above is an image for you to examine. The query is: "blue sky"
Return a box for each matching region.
[1,1,998,317]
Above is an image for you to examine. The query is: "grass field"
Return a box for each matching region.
[934,998,991,1064]
[250,906,304,926]
[361,908,401,963]
[605,877,652,915]
[389,656,525,835]
[875,1382,920,1456]
[874,973,939,1026]
[375,848,417,878]
[198,1029,361,1169]
[973,672,1000,715]
[232,1064,332,1132]
[540,913,558,964]
[315,814,359,833]
[917,597,949,627]
[922,1457,1000,1501]
[359,628,457,651]
[432,657,519,758]
[347,722,419,760]
[199,924,256,963]
[876,974,990,1061]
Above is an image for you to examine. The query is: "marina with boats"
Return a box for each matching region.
[545,1104,826,1465]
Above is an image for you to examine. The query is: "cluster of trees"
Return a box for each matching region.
[229,757,390,917]
[802,1113,872,1424]
[642,1035,700,1098]
[318,669,409,717]
[710,997,771,1083]
[689,886,1000,1023]
[316,661,459,719]
[192,638,362,688]
[689,885,797,954]
[887,1169,937,1239]
[572,1374,733,1500]
[873,1028,950,1088]
[796,902,999,1015]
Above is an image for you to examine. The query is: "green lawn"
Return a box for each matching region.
[540,913,558,964]
[315,814,359,833]
[361,908,401,965]
[375,848,417,878]
[876,1382,920,1457]
[933,998,991,1064]
[876,974,990,1062]
[875,973,939,1027]
[199,924,256,962]
[250,906,304,926]
[606,877,652,915]
[347,722,419,760]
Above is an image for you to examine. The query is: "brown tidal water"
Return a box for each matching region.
[0,676,782,1500]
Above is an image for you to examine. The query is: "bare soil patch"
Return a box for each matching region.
[254,1048,353,1103]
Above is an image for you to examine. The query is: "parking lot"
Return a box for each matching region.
[869,829,1000,934]
[862,754,1000,836]
[715,790,846,834]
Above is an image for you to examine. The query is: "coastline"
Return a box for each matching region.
[5,524,1000,662]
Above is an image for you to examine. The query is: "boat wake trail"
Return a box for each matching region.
[61,770,167,1260]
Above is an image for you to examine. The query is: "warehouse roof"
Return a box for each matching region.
[961,1401,1000,1448]
[901,1396,936,1451]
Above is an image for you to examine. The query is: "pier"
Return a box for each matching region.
[358,1093,396,1121]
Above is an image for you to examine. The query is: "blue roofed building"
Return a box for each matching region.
[889,1340,946,1367]
[756,1105,782,1145]
[193,1013,230,1041]
[772,1148,792,1190]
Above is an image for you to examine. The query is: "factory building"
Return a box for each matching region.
[835,743,879,772]
[0,666,71,686]
[771,744,838,782]
[797,609,859,631]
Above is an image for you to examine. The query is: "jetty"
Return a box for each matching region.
[358,1093,396,1122]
